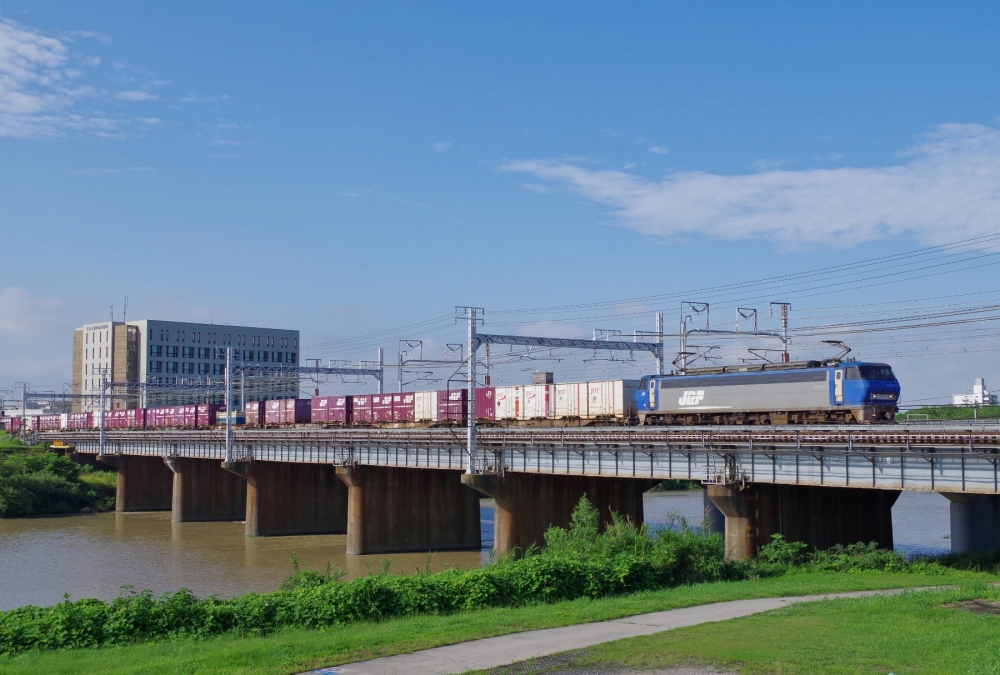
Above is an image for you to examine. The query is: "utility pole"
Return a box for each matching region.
[770,302,792,362]
[99,371,106,457]
[225,347,233,463]
[655,311,664,375]
[458,307,482,475]
[377,348,384,395]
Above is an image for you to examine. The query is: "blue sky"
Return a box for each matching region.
[2,2,1000,402]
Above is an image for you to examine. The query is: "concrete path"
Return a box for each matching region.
[300,588,914,675]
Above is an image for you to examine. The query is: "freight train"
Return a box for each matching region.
[0,360,901,432]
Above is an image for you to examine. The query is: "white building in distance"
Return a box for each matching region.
[952,378,998,406]
[73,319,300,412]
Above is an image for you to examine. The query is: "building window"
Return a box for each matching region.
[198,363,210,375]
[166,346,179,358]
[212,363,225,375]
[149,329,153,341]
[166,362,179,373]
[182,347,194,358]
[259,351,268,362]
[150,345,162,357]
[197,347,210,359]
[272,351,282,363]
[182,362,195,374]
[287,352,297,364]
[294,339,298,348]
[243,350,254,361]
[150,361,163,373]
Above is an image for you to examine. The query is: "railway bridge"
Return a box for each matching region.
[44,423,1000,559]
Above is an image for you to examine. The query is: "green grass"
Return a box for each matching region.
[570,584,1000,674]
[0,571,988,675]
[898,405,1000,421]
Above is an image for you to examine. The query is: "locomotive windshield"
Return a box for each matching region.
[858,365,896,381]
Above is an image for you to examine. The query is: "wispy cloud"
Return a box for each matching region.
[0,17,166,138]
[501,123,1000,247]
[431,141,452,153]
[114,90,156,101]
[648,146,668,155]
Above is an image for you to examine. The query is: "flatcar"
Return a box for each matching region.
[636,360,899,425]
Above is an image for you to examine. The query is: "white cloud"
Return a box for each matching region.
[519,182,551,194]
[648,146,668,155]
[431,141,452,153]
[114,90,156,101]
[209,139,241,147]
[500,123,1000,247]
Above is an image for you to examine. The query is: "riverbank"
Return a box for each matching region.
[0,572,987,675]
[0,436,115,518]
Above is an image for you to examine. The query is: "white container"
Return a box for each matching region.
[523,384,553,418]
[554,382,586,418]
[413,390,438,421]
[494,385,523,419]
[584,380,640,418]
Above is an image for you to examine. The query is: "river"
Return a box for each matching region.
[0,490,951,611]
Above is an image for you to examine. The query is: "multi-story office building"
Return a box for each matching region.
[72,320,300,411]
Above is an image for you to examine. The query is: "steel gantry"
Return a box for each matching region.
[458,306,666,474]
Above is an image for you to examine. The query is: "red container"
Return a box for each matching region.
[244,401,263,427]
[475,388,496,421]
[264,400,282,425]
[352,395,373,424]
[280,399,311,424]
[437,389,468,422]
[127,408,147,429]
[68,412,93,430]
[311,396,352,424]
[3,416,22,432]
[371,394,394,423]
[196,404,222,427]
[35,414,63,431]
[105,410,129,429]
[147,407,170,428]
[392,392,415,422]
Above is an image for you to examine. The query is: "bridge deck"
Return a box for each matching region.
[41,423,1000,494]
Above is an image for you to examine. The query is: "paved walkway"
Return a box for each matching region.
[300,588,914,675]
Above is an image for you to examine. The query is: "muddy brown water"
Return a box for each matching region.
[0,490,951,610]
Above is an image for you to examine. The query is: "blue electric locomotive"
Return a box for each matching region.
[636,360,900,425]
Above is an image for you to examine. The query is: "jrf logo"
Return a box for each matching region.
[678,390,705,406]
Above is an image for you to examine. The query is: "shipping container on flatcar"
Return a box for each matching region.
[352,395,374,424]
[2,416,22,432]
[392,392,415,422]
[35,414,63,431]
[371,394,394,423]
[413,391,437,422]
[244,401,264,427]
[523,384,553,419]
[494,385,523,420]
[311,396,331,424]
[147,407,170,428]
[437,388,467,422]
[105,410,130,429]
[280,399,311,424]
[67,412,93,430]
[585,380,640,419]
[554,382,586,418]
[264,400,282,425]
[127,408,147,429]
[475,387,496,421]
[196,404,222,427]
[311,395,351,425]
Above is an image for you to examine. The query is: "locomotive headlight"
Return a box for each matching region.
[870,393,897,401]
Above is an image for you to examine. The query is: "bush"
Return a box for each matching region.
[0,447,114,517]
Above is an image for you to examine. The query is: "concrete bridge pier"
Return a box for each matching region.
[224,461,347,536]
[164,457,247,523]
[336,466,481,555]
[464,473,657,556]
[708,483,900,559]
[99,454,174,512]
[941,493,1000,553]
